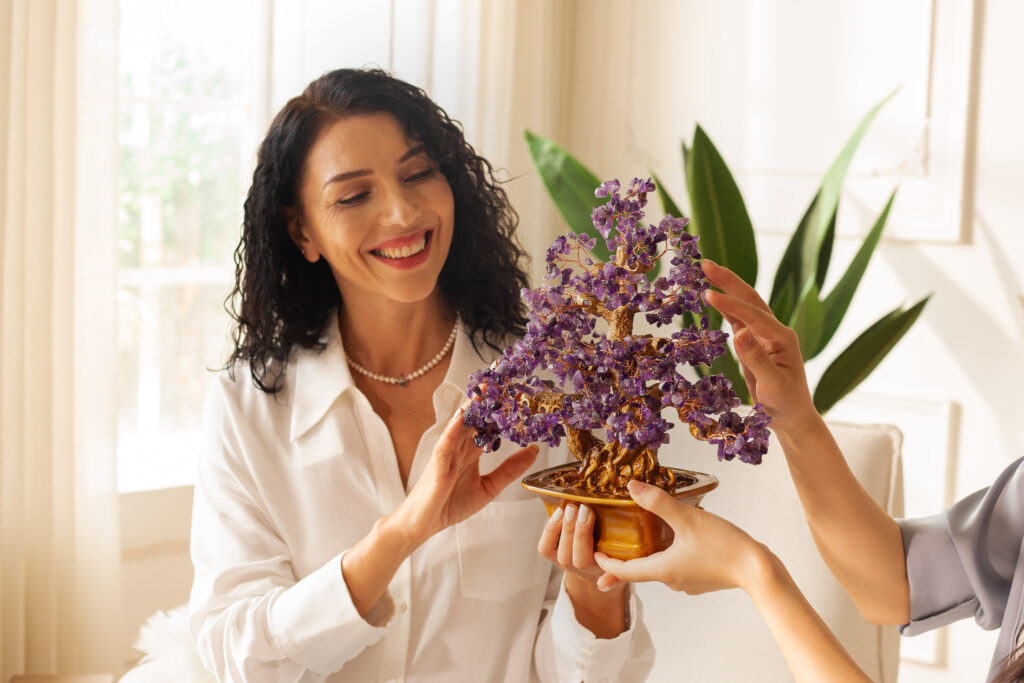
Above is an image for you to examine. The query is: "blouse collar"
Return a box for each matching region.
[289,311,492,442]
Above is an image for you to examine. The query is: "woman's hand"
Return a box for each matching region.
[394,404,539,547]
[343,405,536,620]
[537,503,608,583]
[701,260,818,433]
[593,480,767,594]
[537,502,630,639]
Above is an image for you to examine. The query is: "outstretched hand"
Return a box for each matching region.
[397,403,538,546]
[594,480,766,595]
[701,260,818,433]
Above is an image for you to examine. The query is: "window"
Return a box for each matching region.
[115,0,478,492]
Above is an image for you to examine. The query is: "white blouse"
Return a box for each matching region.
[188,316,654,682]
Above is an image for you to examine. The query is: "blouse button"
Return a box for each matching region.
[397,600,408,613]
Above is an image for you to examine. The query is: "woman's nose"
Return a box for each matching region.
[379,183,418,226]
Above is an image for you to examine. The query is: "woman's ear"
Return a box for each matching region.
[285,207,321,263]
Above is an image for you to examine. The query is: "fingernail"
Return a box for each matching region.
[565,505,577,523]
[627,480,648,496]
[578,504,590,524]
[597,582,613,593]
[735,327,750,348]
[550,506,563,524]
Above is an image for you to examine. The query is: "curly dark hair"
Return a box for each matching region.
[226,68,529,393]
[993,644,1024,683]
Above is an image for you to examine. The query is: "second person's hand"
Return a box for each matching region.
[593,480,769,595]
[701,259,818,434]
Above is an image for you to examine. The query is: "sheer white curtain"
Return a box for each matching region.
[469,0,577,284]
[1,0,121,678]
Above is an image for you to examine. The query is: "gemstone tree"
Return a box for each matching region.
[464,178,771,495]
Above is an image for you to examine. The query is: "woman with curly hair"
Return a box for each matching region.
[187,68,653,682]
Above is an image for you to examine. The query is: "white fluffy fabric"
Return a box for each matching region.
[120,605,216,683]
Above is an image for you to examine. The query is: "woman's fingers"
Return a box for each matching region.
[438,405,486,468]
[596,571,622,592]
[479,445,538,498]
[738,357,760,404]
[702,260,772,314]
[626,480,688,528]
[704,290,790,347]
[537,506,564,561]
[593,550,662,584]
[556,504,578,568]
[732,326,788,389]
[572,505,597,570]
[538,503,602,578]
[435,406,470,459]
[717,309,747,335]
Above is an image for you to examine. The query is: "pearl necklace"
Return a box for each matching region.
[344,316,460,387]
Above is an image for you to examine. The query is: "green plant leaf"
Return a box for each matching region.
[524,130,610,264]
[769,277,796,325]
[685,125,758,286]
[770,88,898,318]
[789,283,825,361]
[816,208,837,290]
[812,295,930,414]
[652,170,684,219]
[816,189,897,355]
[681,140,691,184]
[770,193,819,323]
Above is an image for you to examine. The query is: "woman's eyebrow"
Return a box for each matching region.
[322,146,428,188]
[323,169,371,187]
[398,144,426,163]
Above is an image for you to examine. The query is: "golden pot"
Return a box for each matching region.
[522,463,719,560]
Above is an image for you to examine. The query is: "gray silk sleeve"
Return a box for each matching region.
[898,457,1024,636]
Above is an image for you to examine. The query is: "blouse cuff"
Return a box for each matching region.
[548,577,641,681]
[267,550,392,673]
[897,514,978,636]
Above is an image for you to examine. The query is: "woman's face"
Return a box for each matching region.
[290,112,455,309]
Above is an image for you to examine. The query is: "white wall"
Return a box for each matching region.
[513,1,1022,681]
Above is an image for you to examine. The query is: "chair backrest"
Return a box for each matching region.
[636,419,904,682]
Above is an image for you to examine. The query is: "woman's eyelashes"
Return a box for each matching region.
[333,168,436,207]
[404,167,435,183]
[336,191,370,206]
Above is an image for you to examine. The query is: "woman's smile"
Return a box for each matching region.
[369,228,434,269]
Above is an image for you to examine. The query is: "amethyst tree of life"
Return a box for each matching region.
[464,178,772,495]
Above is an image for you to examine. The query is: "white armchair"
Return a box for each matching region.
[637,419,904,682]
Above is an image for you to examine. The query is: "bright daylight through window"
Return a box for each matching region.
[115,0,474,492]
[116,0,262,492]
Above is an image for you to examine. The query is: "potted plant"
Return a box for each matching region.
[525,93,930,414]
[464,177,771,560]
